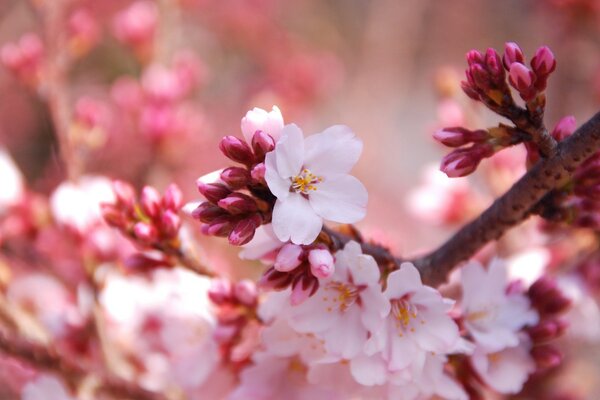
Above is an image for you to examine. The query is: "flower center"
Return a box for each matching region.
[291,168,323,194]
[322,281,361,313]
[391,298,424,335]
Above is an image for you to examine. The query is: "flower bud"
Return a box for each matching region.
[217,193,258,215]
[274,244,304,272]
[196,181,231,204]
[192,202,225,223]
[140,186,161,218]
[163,183,183,210]
[251,131,275,160]
[308,249,335,279]
[531,345,562,370]
[528,319,568,343]
[133,221,158,243]
[160,209,181,238]
[228,214,261,246]
[460,81,481,101]
[466,50,484,66]
[208,279,233,305]
[469,64,491,91]
[219,136,255,165]
[112,180,136,209]
[440,143,494,178]
[100,203,125,228]
[433,127,488,147]
[485,48,505,84]
[240,106,284,143]
[290,274,319,305]
[551,116,576,141]
[250,163,266,184]
[220,167,250,190]
[234,279,258,306]
[206,216,235,237]
[508,63,536,100]
[259,266,294,290]
[502,42,524,69]
[124,252,169,271]
[531,46,556,77]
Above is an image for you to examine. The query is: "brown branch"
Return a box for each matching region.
[0,328,168,400]
[413,111,600,286]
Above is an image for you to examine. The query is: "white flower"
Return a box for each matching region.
[370,262,460,372]
[265,124,367,244]
[461,259,539,352]
[288,241,389,359]
[241,106,284,143]
[470,340,535,394]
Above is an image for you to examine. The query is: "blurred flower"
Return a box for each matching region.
[0,147,24,214]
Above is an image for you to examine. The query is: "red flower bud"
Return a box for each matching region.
[219,135,255,165]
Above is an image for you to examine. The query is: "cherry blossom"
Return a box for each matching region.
[460,259,539,352]
[265,124,367,244]
[241,106,284,144]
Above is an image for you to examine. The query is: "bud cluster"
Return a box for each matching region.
[0,33,44,86]
[192,130,278,246]
[101,180,184,256]
[260,244,335,305]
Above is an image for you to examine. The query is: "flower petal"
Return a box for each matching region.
[265,151,290,200]
[275,124,304,178]
[272,193,323,245]
[304,125,362,175]
[385,263,423,300]
[309,175,367,223]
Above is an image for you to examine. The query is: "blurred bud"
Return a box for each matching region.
[196,181,231,204]
[220,167,250,190]
[274,243,304,272]
[208,279,233,305]
[234,280,258,306]
[551,116,576,141]
[68,8,100,56]
[219,136,255,165]
[251,131,275,160]
[531,345,562,369]
[192,202,225,223]
[100,203,125,228]
[124,252,170,272]
[161,209,181,238]
[531,46,556,77]
[250,163,266,184]
[259,266,294,290]
[433,127,488,147]
[133,222,158,243]
[228,214,261,246]
[163,183,183,210]
[218,193,257,215]
[503,42,525,69]
[112,0,158,47]
[140,186,161,218]
[308,249,335,279]
[529,276,572,316]
[290,274,319,305]
[112,180,136,209]
[528,319,568,343]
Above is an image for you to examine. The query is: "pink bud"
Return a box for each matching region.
[502,42,524,69]
[460,81,481,101]
[112,0,158,47]
[217,193,257,215]
[213,324,238,343]
[196,181,231,204]
[258,266,294,290]
[290,274,319,305]
[509,63,536,98]
[240,106,284,144]
[192,202,225,223]
[234,280,257,306]
[531,345,562,369]
[466,50,484,66]
[112,180,136,209]
[68,8,100,53]
[250,163,266,184]
[206,216,235,237]
[528,319,563,343]
[251,131,275,159]
[274,244,304,272]
[228,214,261,246]
[219,136,255,165]
[220,167,250,190]
[163,183,183,210]
[133,222,158,243]
[485,48,504,84]
[160,209,181,238]
[100,203,125,228]
[308,249,335,279]
[18,33,44,63]
[433,127,488,147]
[469,64,491,91]
[531,46,556,77]
[140,186,161,218]
[124,252,169,271]
[75,96,106,128]
[208,279,233,305]
[440,144,494,178]
[551,116,576,141]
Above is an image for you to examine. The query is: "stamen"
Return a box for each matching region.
[291,168,323,194]
[323,281,360,312]
[391,298,419,332]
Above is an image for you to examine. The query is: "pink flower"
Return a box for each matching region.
[288,241,389,359]
[265,124,367,244]
[371,262,460,371]
[461,260,539,352]
[470,340,535,394]
[241,106,284,144]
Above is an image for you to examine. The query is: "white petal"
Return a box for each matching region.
[309,175,367,223]
[265,151,290,200]
[275,124,304,178]
[272,193,323,245]
[239,224,283,260]
[385,263,423,299]
[351,254,381,286]
[350,354,388,386]
[304,125,362,175]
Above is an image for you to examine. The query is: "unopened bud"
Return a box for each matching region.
[551,116,576,141]
[163,183,183,210]
[251,130,275,160]
[217,193,257,215]
[192,202,225,223]
[220,167,250,190]
[196,181,231,204]
[228,214,261,246]
[531,46,556,77]
[528,319,568,343]
[485,48,505,84]
[124,252,169,271]
[160,209,181,238]
[308,249,335,279]
[469,64,492,91]
[219,135,255,165]
[509,63,536,100]
[208,279,233,305]
[466,50,484,66]
[206,216,235,237]
[531,345,562,370]
[503,42,525,69]
[100,203,125,228]
[140,186,161,218]
[433,127,488,147]
[440,144,494,178]
[112,180,136,209]
[274,244,304,272]
[133,222,158,243]
[234,279,257,306]
[250,163,266,184]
